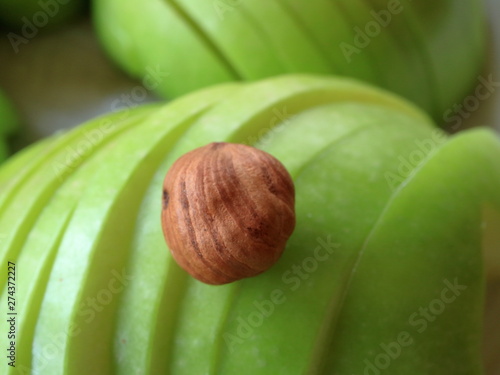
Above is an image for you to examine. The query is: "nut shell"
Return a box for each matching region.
[161,142,295,285]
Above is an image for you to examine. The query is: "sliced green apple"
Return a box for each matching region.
[0,136,57,192]
[167,0,286,80]
[112,75,433,374]
[94,0,238,98]
[0,108,155,283]
[236,0,333,74]
[401,0,486,122]
[168,105,440,374]
[333,0,434,114]
[324,128,500,374]
[30,84,240,375]
[274,0,370,78]
[170,74,429,149]
[357,0,439,115]
[0,74,497,375]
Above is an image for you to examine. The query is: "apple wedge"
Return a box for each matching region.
[30,84,240,375]
[167,0,286,80]
[324,128,500,374]
[275,0,375,81]
[94,0,238,98]
[400,0,486,121]
[235,0,333,74]
[0,75,498,375]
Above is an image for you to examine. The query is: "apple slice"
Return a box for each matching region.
[332,0,436,115]
[111,90,246,374]
[169,74,429,150]
[0,137,59,197]
[113,75,433,374]
[2,190,77,375]
[401,0,486,121]
[167,105,443,374]
[274,0,373,80]
[114,103,392,374]
[168,0,286,80]
[0,107,155,284]
[30,84,240,375]
[2,75,496,374]
[323,128,500,374]
[236,0,333,74]
[94,0,238,98]
[0,109,157,374]
[356,0,439,116]
[93,0,143,76]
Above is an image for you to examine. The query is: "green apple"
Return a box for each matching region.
[0,0,85,30]
[93,0,486,119]
[0,75,498,374]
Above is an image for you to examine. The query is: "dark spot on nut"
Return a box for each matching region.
[162,189,169,209]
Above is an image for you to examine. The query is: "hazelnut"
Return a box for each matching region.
[161,142,295,285]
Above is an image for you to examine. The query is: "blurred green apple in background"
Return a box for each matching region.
[0,0,85,30]
[0,89,18,162]
[93,0,486,121]
[0,75,499,374]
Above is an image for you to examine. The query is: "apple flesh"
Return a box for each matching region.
[0,75,498,374]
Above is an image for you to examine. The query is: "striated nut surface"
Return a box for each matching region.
[161,142,295,285]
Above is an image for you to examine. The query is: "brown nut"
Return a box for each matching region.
[161,142,295,285]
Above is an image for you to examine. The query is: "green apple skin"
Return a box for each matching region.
[170,0,287,80]
[233,1,333,74]
[93,0,238,98]
[93,0,486,120]
[0,75,499,375]
[273,0,376,82]
[0,0,85,30]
